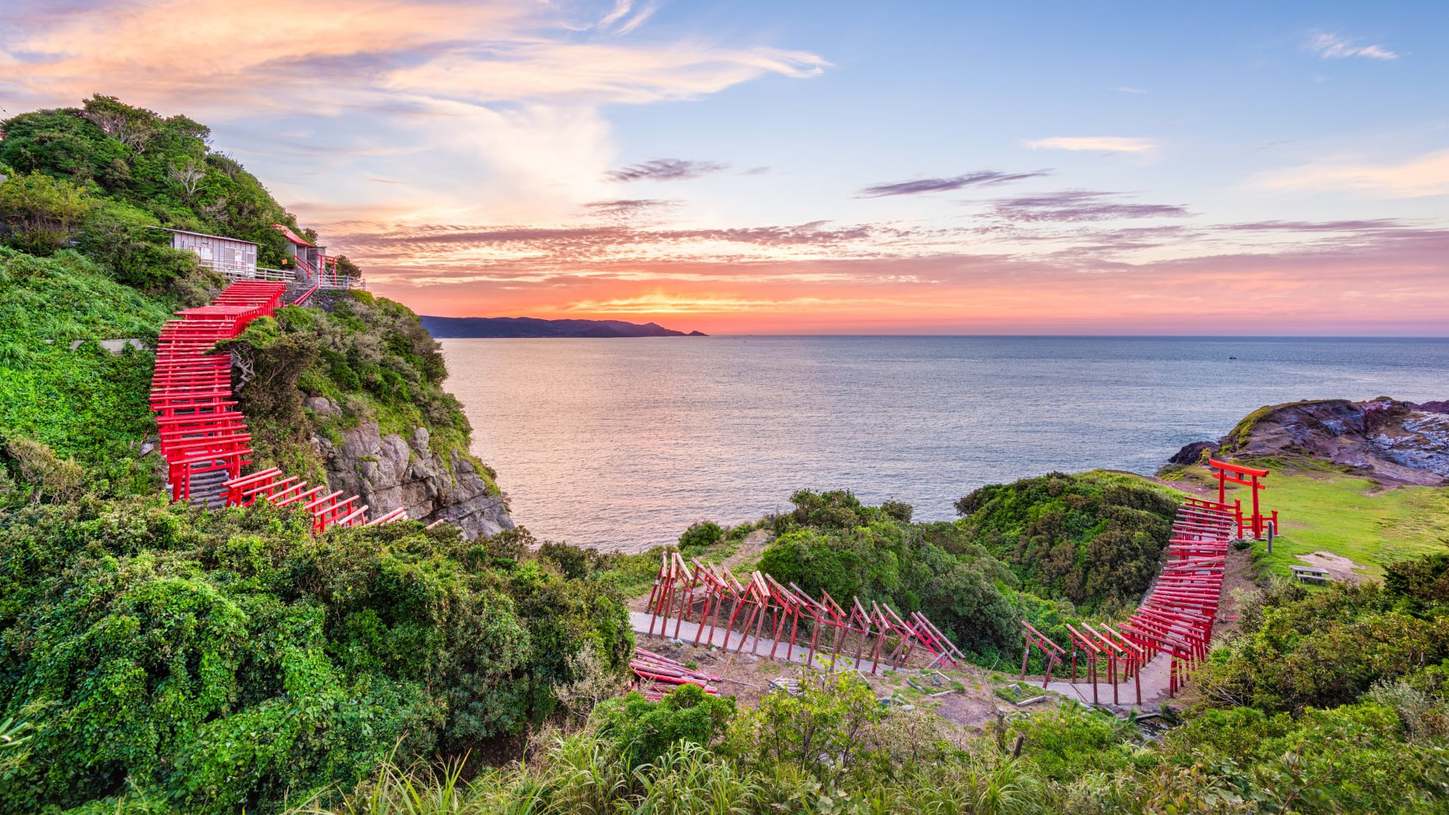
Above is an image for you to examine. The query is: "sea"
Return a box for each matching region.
[440,336,1449,552]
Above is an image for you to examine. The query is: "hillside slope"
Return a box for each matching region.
[0,97,511,534]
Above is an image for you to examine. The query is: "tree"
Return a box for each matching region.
[168,158,206,200]
[333,254,362,278]
[75,200,200,291]
[79,94,158,154]
[0,108,131,189]
[0,172,93,254]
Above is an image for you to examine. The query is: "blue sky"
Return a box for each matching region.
[3,1,1447,332]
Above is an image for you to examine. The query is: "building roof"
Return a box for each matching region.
[161,227,257,247]
[272,223,315,248]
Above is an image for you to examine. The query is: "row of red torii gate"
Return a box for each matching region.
[150,280,407,531]
[1021,460,1278,705]
[639,459,1277,708]
[645,554,966,675]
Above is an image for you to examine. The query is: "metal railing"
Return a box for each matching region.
[215,266,365,290]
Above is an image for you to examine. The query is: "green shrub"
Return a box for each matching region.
[592,685,736,771]
[1197,569,1449,713]
[678,521,724,556]
[0,247,169,494]
[955,471,1180,609]
[0,435,84,503]
[0,171,94,254]
[75,199,204,293]
[0,497,630,813]
[757,498,1019,656]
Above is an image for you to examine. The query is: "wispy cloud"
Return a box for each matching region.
[1025,135,1159,152]
[607,159,729,182]
[992,191,1189,222]
[1256,148,1449,198]
[857,170,1048,198]
[584,198,677,216]
[1306,31,1399,61]
[597,0,656,33]
[376,226,1449,335]
[1216,219,1406,233]
[0,0,828,224]
[337,220,882,258]
[1025,136,1157,153]
[1115,86,1148,95]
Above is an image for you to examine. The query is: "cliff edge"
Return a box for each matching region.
[1168,397,1449,485]
[229,291,515,538]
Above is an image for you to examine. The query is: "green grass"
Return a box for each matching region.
[0,248,171,493]
[1176,458,1449,579]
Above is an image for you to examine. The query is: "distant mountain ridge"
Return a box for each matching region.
[421,315,707,338]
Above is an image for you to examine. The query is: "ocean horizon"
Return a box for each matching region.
[442,335,1449,552]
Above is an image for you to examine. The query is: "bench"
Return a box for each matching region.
[1290,565,1331,584]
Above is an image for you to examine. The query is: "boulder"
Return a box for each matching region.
[1168,440,1218,465]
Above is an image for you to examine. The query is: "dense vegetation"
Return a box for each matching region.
[0,495,630,813]
[955,470,1179,610]
[749,477,1175,667]
[0,97,531,813]
[0,247,176,495]
[1197,553,1449,713]
[298,633,1449,814]
[0,96,311,269]
[227,293,491,490]
[757,490,1022,657]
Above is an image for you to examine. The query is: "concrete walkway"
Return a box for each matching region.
[1027,650,1177,710]
[629,611,887,674]
[632,611,1179,711]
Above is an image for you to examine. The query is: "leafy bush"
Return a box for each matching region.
[75,199,209,295]
[0,436,84,503]
[0,171,94,254]
[1163,701,1449,813]
[592,685,735,771]
[0,497,630,813]
[0,247,170,494]
[677,521,724,556]
[955,471,1180,609]
[1197,559,1449,713]
[757,494,1019,657]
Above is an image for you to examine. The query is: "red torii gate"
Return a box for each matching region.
[1024,495,1238,705]
[1208,458,1277,540]
[643,555,961,674]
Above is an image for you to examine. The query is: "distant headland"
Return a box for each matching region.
[420,315,707,338]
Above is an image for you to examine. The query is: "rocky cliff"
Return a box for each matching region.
[1170,398,1449,485]
[306,396,514,539]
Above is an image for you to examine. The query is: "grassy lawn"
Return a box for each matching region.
[1172,459,1449,579]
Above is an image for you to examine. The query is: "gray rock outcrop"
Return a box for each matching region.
[308,398,514,538]
[1171,398,1449,486]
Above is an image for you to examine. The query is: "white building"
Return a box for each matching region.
[166,228,258,277]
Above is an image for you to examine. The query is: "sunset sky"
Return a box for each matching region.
[4,1,1448,334]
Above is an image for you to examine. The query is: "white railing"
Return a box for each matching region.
[199,257,264,278]
[252,266,299,282]
[315,272,366,290]
[215,265,364,290]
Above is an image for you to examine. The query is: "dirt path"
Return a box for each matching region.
[627,529,773,612]
[720,528,772,571]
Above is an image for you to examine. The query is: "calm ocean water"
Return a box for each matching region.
[441,337,1449,552]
